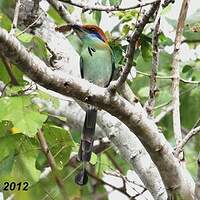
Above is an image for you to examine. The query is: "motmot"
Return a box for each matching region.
[56,24,115,185]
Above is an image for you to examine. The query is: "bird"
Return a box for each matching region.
[56,24,115,185]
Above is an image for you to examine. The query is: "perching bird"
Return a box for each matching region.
[56,24,115,185]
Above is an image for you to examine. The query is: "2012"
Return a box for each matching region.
[3,182,29,191]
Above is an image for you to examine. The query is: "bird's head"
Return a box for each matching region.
[70,24,108,43]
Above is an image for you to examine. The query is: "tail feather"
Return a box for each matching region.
[78,108,97,162]
[75,108,97,186]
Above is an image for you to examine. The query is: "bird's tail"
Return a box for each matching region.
[75,107,97,185]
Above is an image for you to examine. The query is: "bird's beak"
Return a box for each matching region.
[70,24,87,38]
[55,24,87,38]
[69,24,82,31]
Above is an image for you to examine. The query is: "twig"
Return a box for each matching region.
[87,171,131,198]
[175,126,200,155]
[154,84,200,110]
[108,2,160,92]
[16,12,44,37]
[171,0,189,150]
[0,53,19,85]
[60,0,161,12]
[153,0,165,27]
[195,154,200,200]
[37,129,68,200]
[146,19,160,116]
[10,0,21,35]
[105,151,124,174]
[137,70,200,84]
[120,83,139,103]
[47,0,75,24]
[132,188,147,199]
[154,104,173,123]
[104,171,147,198]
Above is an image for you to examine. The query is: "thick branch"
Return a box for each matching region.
[0,27,195,199]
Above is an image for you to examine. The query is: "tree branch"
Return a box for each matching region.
[37,129,68,200]
[0,26,195,199]
[16,12,44,37]
[175,126,200,155]
[47,0,75,24]
[0,53,19,85]
[108,2,160,92]
[60,0,159,12]
[154,104,173,123]
[10,0,21,34]
[34,95,167,199]
[88,171,131,198]
[137,70,200,84]
[171,0,189,152]
[146,18,160,116]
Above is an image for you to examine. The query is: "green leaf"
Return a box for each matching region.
[43,124,74,169]
[159,33,173,46]
[0,121,13,137]
[110,43,123,65]
[17,32,34,43]
[115,10,138,23]
[182,65,192,73]
[11,148,41,183]
[48,6,65,25]
[0,10,11,30]
[93,11,102,25]
[0,134,41,185]
[0,134,20,162]
[122,24,130,36]
[31,36,48,61]
[183,25,200,42]
[0,96,47,136]
[101,0,107,5]
[109,0,122,6]
[90,152,97,165]
[35,90,60,109]
[35,151,48,170]
[0,59,24,85]
[138,86,149,98]
[96,153,113,176]
[141,37,152,62]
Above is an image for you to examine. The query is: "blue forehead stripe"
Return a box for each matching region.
[89,32,105,42]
